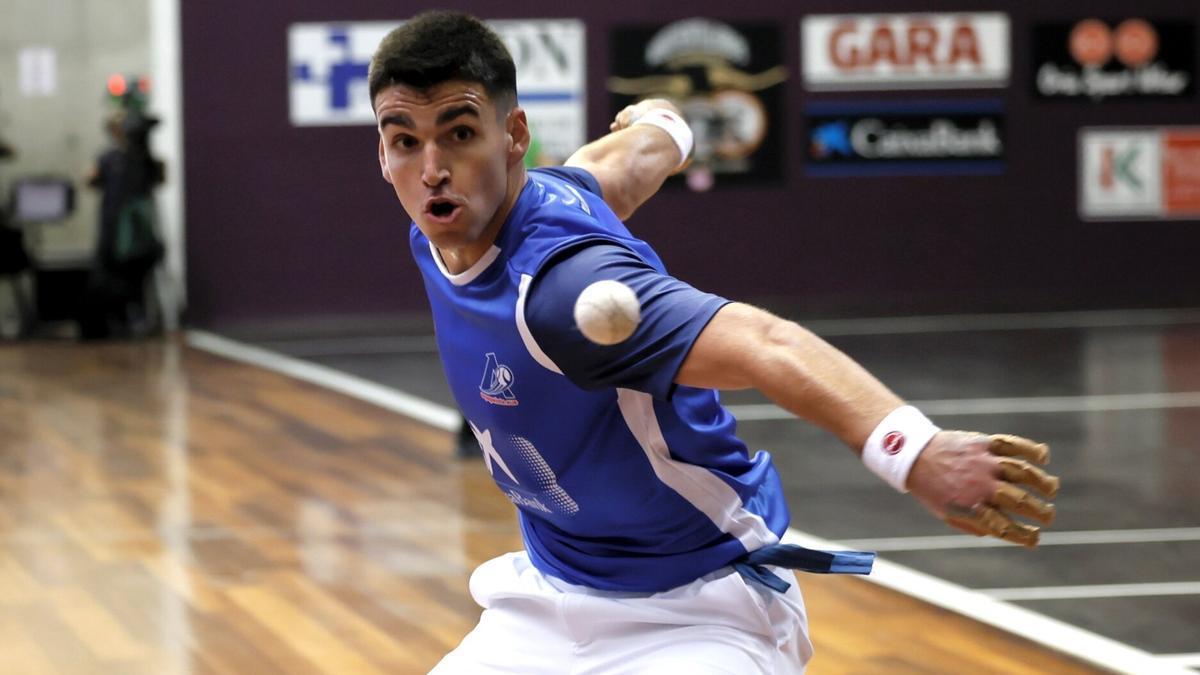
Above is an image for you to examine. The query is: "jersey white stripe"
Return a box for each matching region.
[430,242,501,286]
[616,388,778,551]
[516,274,563,374]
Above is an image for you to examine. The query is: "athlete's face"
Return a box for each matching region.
[376,80,528,266]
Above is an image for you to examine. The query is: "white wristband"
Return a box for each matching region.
[632,109,693,169]
[862,406,940,493]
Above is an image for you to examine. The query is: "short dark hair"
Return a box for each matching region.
[369,11,517,111]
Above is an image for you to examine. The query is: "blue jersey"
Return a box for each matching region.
[411,168,790,592]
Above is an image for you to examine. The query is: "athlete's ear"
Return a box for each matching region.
[378,135,393,185]
[506,107,530,167]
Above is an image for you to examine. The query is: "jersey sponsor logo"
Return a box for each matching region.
[561,183,591,215]
[469,422,581,517]
[509,434,579,515]
[470,421,520,484]
[883,431,906,455]
[479,352,519,406]
[541,181,592,215]
[505,489,553,514]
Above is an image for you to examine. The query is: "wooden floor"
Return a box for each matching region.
[0,338,1108,674]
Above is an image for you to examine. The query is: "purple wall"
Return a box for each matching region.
[182,1,1200,327]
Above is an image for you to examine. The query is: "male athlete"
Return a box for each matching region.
[370,12,1060,674]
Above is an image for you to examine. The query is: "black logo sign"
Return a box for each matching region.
[1032,19,1195,100]
[609,19,786,190]
[805,101,1005,177]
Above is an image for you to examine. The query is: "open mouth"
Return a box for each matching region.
[426,199,461,221]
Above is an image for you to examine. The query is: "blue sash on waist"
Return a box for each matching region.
[733,543,876,593]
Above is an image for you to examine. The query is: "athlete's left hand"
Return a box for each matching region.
[609,98,684,132]
[906,431,1060,547]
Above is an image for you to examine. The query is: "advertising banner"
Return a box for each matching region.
[802,13,1010,90]
[805,100,1005,176]
[610,18,787,189]
[1033,19,1194,100]
[289,20,586,162]
[1080,127,1200,219]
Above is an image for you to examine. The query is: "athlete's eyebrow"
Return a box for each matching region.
[378,113,414,130]
[436,105,479,126]
[378,106,479,131]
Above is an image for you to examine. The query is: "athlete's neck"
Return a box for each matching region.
[437,166,528,274]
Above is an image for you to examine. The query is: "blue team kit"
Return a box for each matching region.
[412,167,872,593]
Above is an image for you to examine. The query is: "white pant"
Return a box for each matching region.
[430,551,813,674]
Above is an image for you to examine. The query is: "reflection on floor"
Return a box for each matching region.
[0,339,1110,674]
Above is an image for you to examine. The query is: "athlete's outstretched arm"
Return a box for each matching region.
[676,303,1060,546]
[564,99,688,220]
[678,304,903,448]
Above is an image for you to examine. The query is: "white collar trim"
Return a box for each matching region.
[430,242,501,286]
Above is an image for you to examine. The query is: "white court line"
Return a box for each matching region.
[981,581,1200,602]
[838,527,1200,552]
[186,331,461,432]
[727,391,1200,420]
[254,334,439,357]
[185,330,1191,675]
[214,308,1200,359]
[801,307,1200,336]
[2,521,516,547]
[785,530,1191,675]
[1159,654,1200,668]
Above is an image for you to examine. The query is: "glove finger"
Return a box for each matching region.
[944,502,994,538]
[997,456,1061,497]
[944,515,989,537]
[977,505,1041,547]
[989,434,1051,465]
[949,504,1041,547]
[991,482,1056,525]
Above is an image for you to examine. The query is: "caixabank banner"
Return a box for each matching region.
[1033,18,1195,100]
[609,18,787,189]
[805,100,1004,176]
[1080,127,1200,220]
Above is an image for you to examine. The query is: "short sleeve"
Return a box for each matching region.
[525,243,729,399]
[531,166,603,199]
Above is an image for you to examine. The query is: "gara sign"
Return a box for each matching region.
[802,13,1010,90]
